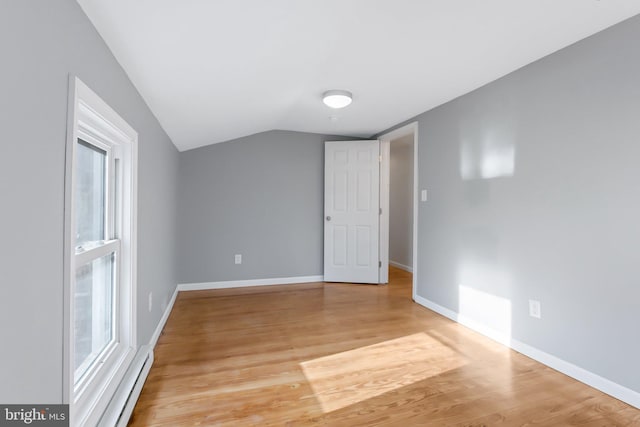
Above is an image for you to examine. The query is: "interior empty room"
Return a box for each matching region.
[2,1,640,426]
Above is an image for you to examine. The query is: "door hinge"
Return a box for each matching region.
[379,261,382,268]
[379,155,382,163]
[379,207,382,215]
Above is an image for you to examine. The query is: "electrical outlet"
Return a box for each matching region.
[148,292,153,312]
[234,254,242,264]
[529,299,541,319]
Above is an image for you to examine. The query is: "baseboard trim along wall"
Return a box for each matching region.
[150,286,179,349]
[389,260,413,273]
[107,286,179,426]
[177,275,325,291]
[413,294,640,410]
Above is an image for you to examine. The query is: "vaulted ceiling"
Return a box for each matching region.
[77,0,640,151]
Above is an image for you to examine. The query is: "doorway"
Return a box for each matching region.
[389,134,414,272]
[379,122,418,298]
[322,122,418,294]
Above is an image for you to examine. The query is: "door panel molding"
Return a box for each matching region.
[324,140,380,283]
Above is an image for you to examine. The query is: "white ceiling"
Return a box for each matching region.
[77,0,640,152]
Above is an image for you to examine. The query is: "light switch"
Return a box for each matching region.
[421,189,428,202]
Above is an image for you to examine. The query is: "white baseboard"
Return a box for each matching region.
[149,286,179,349]
[100,287,177,426]
[413,294,640,409]
[389,260,413,273]
[509,337,640,409]
[414,294,511,346]
[177,275,324,292]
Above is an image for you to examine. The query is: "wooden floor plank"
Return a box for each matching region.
[129,268,640,426]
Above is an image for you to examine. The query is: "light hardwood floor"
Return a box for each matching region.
[129,267,640,426]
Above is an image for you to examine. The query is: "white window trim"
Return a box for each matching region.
[63,76,138,427]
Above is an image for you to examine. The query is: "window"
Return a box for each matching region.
[64,77,138,427]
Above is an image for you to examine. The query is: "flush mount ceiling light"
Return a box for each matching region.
[322,90,353,109]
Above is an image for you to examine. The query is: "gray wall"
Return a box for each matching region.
[177,130,353,284]
[380,15,640,393]
[389,135,414,269]
[0,1,179,403]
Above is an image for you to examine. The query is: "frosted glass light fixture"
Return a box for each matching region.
[322,90,352,109]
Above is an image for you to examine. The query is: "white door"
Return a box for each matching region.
[324,140,380,283]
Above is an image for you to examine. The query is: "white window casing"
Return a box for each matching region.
[64,77,138,427]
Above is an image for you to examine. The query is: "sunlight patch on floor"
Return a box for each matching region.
[300,332,467,413]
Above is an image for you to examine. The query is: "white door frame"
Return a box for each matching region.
[379,122,419,299]
[379,140,390,284]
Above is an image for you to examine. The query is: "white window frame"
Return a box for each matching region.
[63,76,138,427]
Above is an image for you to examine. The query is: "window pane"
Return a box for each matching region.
[75,139,106,250]
[74,253,115,385]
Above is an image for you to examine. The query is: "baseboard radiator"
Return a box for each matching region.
[98,345,154,427]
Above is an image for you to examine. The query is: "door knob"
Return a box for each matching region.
[326,216,331,221]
